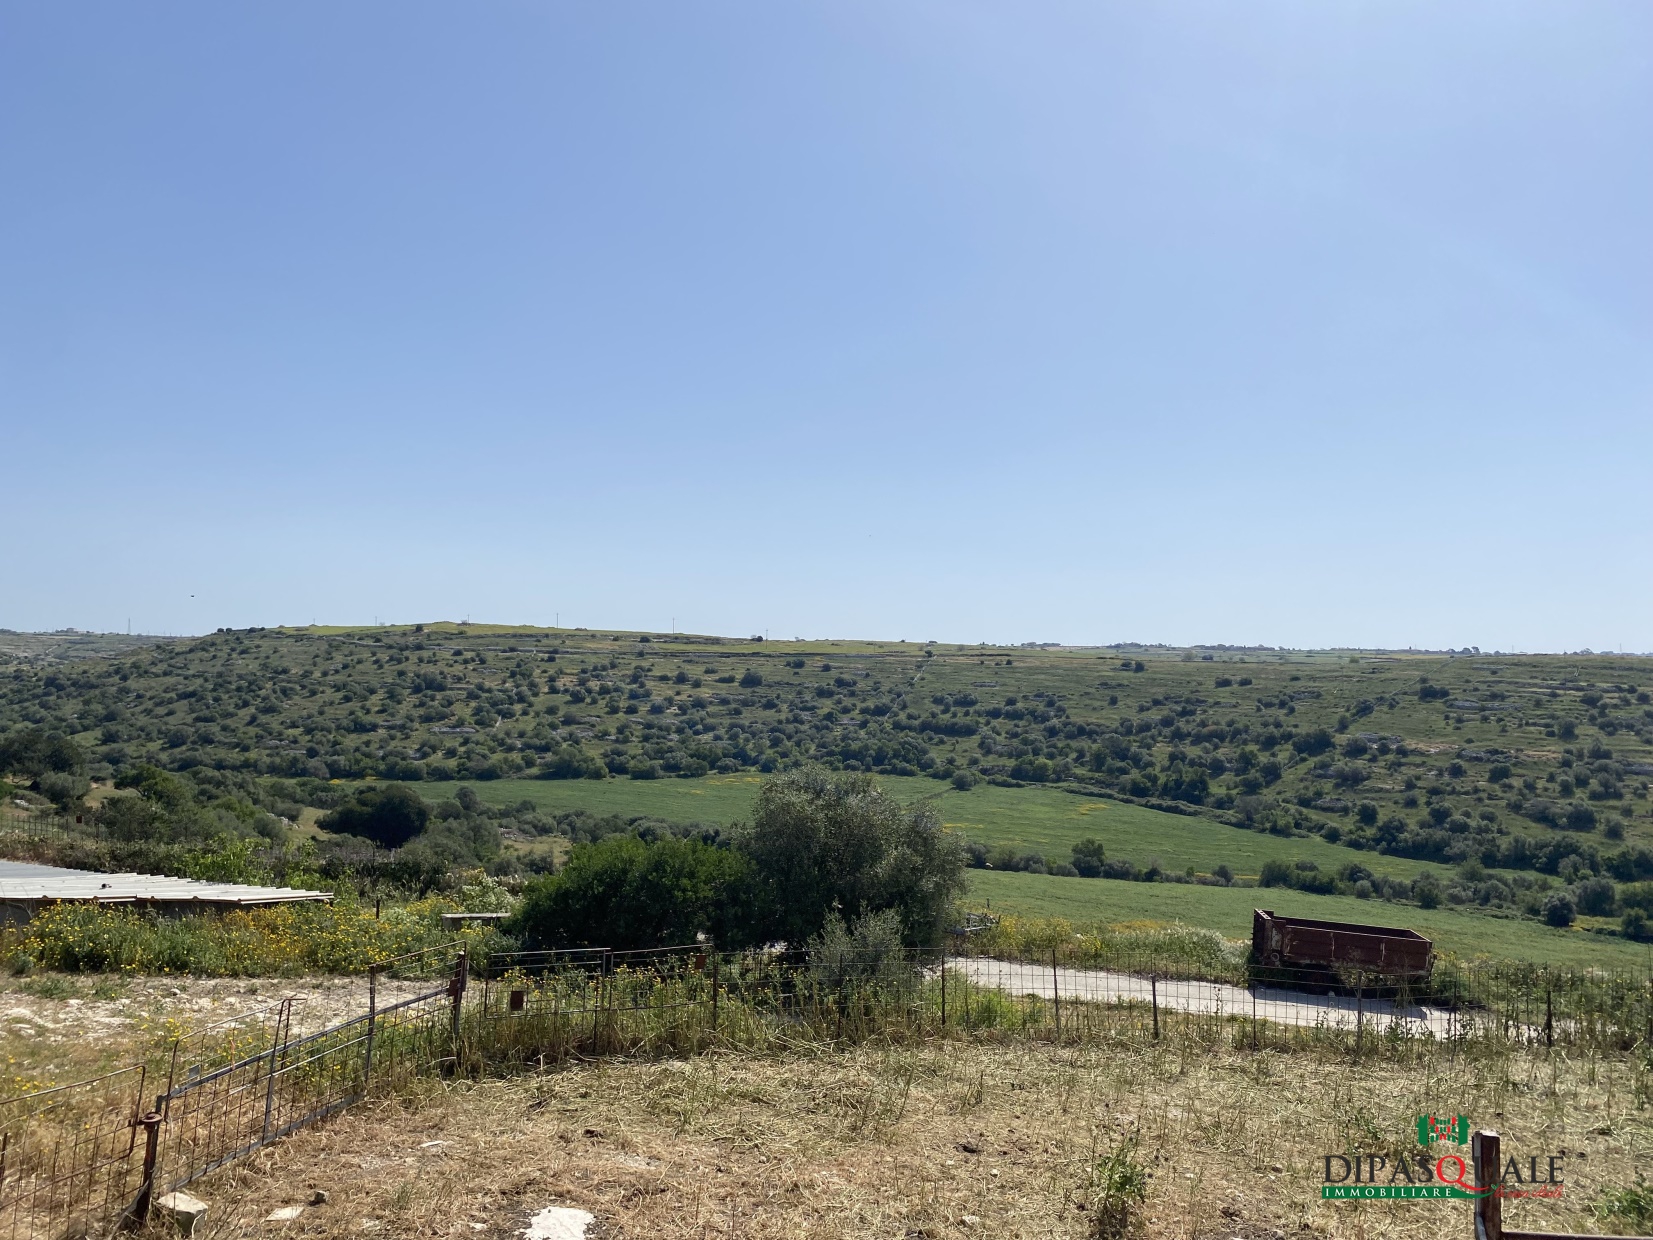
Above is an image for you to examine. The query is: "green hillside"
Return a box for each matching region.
[3,623,1651,961]
[427,772,1467,884]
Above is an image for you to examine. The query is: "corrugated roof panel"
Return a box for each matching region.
[0,860,331,906]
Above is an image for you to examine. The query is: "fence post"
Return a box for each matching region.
[123,1110,164,1230]
[449,948,469,1070]
[1051,949,1060,1041]
[711,950,720,1036]
[260,999,289,1142]
[606,949,617,1050]
[1545,987,1553,1049]
[939,945,946,1030]
[1453,975,1462,1054]
[1356,982,1364,1057]
[1472,1129,1501,1240]
[1151,974,1160,1041]
[590,963,602,1053]
[364,965,379,1087]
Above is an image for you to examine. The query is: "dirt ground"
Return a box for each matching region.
[0,973,433,1091]
[176,1037,1649,1240]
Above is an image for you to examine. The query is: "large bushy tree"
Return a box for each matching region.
[0,728,85,781]
[735,765,966,949]
[509,765,968,953]
[319,784,429,849]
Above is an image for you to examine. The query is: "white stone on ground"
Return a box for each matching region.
[523,1205,596,1240]
[154,1192,209,1237]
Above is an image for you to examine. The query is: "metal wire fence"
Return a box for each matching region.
[467,940,1653,1062]
[0,942,468,1240]
[0,1066,151,1240]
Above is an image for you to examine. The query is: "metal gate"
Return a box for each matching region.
[0,944,466,1239]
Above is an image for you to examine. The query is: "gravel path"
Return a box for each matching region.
[954,957,1457,1037]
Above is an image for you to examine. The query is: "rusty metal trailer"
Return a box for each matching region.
[1250,908,1433,992]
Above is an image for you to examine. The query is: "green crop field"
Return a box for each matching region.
[965,869,1652,969]
[421,773,1469,885]
[423,772,767,825]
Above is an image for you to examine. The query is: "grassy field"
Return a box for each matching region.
[431,772,768,825]
[966,868,1653,968]
[412,773,1473,882]
[188,1038,1646,1240]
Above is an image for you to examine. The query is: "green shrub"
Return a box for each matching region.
[508,834,756,951]
[808,908,912,990]
[1087,1134,1149,1239]
[0,728,85,781]
[1575,877,1617,916]
[37,771,90,811]
[1071,838,1105,878]
[1259,859,1293,888]
[1596,1178,1653,1233]
[1542,891,1577,928]
[319,784,429,848]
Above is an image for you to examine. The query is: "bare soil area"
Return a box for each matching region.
[0,973,433,1091]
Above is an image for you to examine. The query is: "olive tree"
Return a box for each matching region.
[735,765,966,948]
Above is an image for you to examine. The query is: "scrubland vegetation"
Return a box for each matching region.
[3,625,1652,964]
[1,895,501,977]
[2,653,1650,1240]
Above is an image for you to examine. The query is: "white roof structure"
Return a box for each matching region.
[0,860,331,910]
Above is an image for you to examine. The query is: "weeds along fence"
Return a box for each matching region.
[961,926,1653,1055]
[471,944,958,1064]
[466,943,1653,1065]
[6,940,1653,1238]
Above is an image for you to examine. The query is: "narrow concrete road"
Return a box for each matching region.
[953,957,1457,1037]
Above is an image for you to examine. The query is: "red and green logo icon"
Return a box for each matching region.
[1417,1114,1470,1147]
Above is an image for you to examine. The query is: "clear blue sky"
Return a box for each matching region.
[3,2,1649,652]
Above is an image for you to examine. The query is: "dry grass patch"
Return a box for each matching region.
[179,1039,1653,1239]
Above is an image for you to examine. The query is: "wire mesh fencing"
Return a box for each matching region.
[467,941,1653,1062]
[0,1066,151,1240]
[0,942,468,1240]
